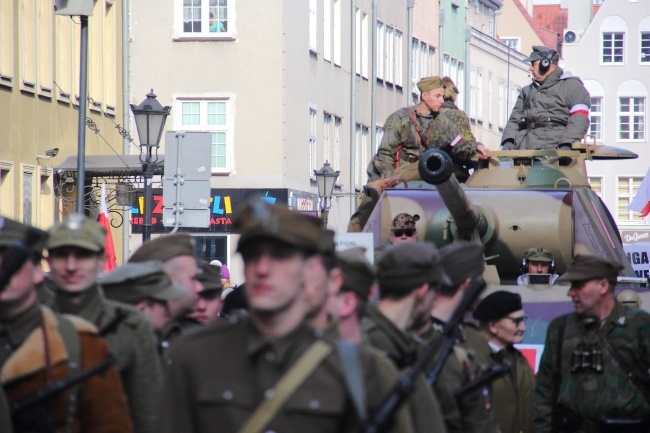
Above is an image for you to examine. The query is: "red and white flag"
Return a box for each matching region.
[628,167,650,217]
[98,182,117,272]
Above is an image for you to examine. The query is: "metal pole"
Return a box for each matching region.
[371,0,377,155]
[122,0,131,261]
[142,149,154,242]
[406,0,414,106]
[76,15,89,214]
[350,0,357,216]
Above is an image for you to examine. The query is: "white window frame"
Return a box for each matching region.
[361,11,369,79]
[333,0,341,66]
[324,113,332,163]
[618,96,645,141]
[501,37,520,52]
[309,105,318,176]
[488,73,493,128]
[385,25,394,84]
[468,67,477,120]
[641,31,650,63]
[173,93,236,174]
[174,0,236,41]
[602,32,624,64]
[377,21,384,81]
[394,29,402,87]
[309,0,317,54]
[324,0,332,61]
[618,176,647,224]
[476,68,483,122]
[333,116,341,170]
[0,0,14,85]
[498,80,507,129]
[588,176,603,198]
[589,96,603,141]
[355,124,369,189]
[375,125,384,155]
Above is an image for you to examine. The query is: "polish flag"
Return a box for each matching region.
[98,183,117,272]
[628,167,650,217]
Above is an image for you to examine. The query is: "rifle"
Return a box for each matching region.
[360,276,486,433]
[453,364,508,399]
[10,354,116,415]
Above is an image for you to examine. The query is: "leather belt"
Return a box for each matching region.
[521,120,566,130]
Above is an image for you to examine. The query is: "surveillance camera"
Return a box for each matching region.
[45,148,59,158]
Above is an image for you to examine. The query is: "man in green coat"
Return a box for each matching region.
[534,255,650,432]
[45,215,162,433]
[473,290,534,433]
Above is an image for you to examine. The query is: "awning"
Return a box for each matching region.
[55,155,165,177]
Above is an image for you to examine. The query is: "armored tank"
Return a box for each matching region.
[361,143,648,355]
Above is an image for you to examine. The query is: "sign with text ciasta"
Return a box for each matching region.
[621,230,650,279]
[131,188,319,233]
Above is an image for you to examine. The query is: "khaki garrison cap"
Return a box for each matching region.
[438,241,485,289]
[101,260,187,304]
[337,247,375,300]
[197,261,224,293]
[377,242,449,294]
[417,76,443,93]
[524,246,553,262]
[556,254,623,283]
[0,216,48,256]
[129,233,196,263]
[47,214,106,253]
[234,200,323,255]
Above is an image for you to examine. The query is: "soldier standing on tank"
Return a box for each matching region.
[534,255,650,433]
[45,215,162,433]
[473,291,535,433]
[501,46,590,151]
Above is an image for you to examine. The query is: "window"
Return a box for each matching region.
[410,37,418,87]
[385,25,394,84]
[476,69,483,122]
[22,167,35,225]
[355,9,368,77]
[488,73,493,127]
[618,97,645,141]
[309,0,317,53]
[20,0,37,91]
[0,161,14,214]
[395,30,402,87]
[603,32,624,63]
[468,68,477,120]
[176,96,234,172]
[324,0,331,61]
[333,0,341,65]
[642,32,650,63]
[324,113,332,163]
[333,116,341,170]
[501,38,520,52]
[589,97,603,141]
[588,176,603,197]
[498,80,507,129]
[375,125,384,154]
[377,21,384,81]
[618,177,646,223]
[55,14,74,100]
[177,0,233,39]
[355,124,369,189]
[0,0,13,84]
[104,1,117,111]
[309,106,317,176]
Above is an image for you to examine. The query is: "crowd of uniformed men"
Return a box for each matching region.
[1,198,649,433]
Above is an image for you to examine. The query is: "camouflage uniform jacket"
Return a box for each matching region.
[367,106,479,182]
[52,284,163,433]
[501,67,590,150]
[424,320,499,433]
[534,302,650,432]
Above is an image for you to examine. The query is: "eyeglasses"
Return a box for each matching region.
[504,315,528,326]
[391,228,415,237]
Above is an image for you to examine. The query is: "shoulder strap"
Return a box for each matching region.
[403,108,427,150]
[237,340,333,433]
[56,315,81,433]
[595,326,650,404]
[336,340,366,423]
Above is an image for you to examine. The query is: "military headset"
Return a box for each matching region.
[539,49,557,74]
[521,256,555,274]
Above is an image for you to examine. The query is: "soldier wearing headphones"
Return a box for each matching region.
[517,246,560,285]
[501,45,590,151]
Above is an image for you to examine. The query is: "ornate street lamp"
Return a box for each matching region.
[314,161,340,227]
[130,90,171,241]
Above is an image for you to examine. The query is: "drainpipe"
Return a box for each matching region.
[371,0,377,154]
[122,0,130,261]
[350,0,357,215]
[406,0,414,106]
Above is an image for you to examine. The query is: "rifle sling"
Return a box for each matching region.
[237,340,333,433]
[336,340,366,423]
[56,315,81,433]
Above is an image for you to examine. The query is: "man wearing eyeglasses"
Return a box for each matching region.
[389,213,420,244]
[473,291,534,433]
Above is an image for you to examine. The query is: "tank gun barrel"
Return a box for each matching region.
[418,149,487,237]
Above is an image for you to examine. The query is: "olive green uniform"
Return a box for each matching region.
[535,302,650,432]
[51,284,162,433]
[161,317,417,433]
[361,305,447,433]
[424,320,499,433]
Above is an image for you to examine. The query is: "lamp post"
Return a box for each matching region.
[130,90,170,242]
[314,161,340,228]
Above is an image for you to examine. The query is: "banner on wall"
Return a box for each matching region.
[621,230,650,280]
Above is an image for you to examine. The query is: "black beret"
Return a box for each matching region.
[234,200,323,255]
[438,241,485,288]
[377,242,447,294]
[473,291,523,322]
[129,233,196,263]
[337,247,375,300]
[556,254,623,283]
